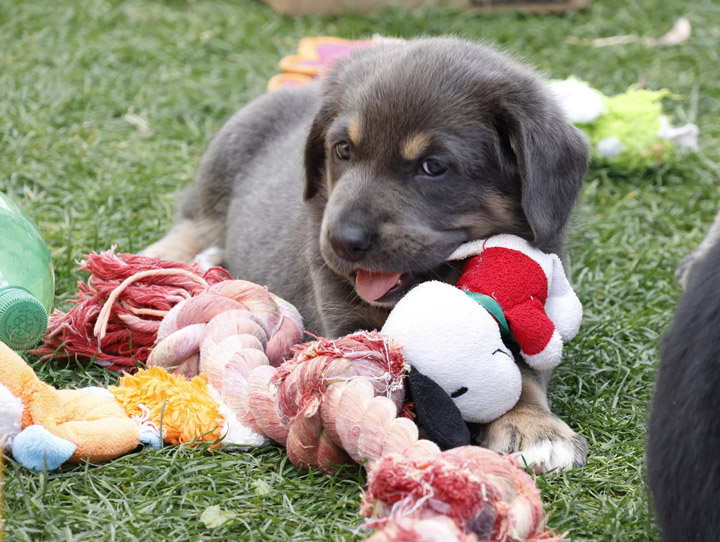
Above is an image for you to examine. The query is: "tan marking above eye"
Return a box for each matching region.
[401,133,432,162]
[347,118,363,147]
[483,192,521,222]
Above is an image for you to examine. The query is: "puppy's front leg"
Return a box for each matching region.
[141,218,225,266]
[477,368,587,473]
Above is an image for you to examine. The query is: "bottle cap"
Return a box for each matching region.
[0,287,48,350]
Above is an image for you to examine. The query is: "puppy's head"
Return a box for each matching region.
[304,38,588,307]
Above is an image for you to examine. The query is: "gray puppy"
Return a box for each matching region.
[144,37,589,472]
[648,204,720,540]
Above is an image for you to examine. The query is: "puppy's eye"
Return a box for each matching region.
[334,142,351,160]
[419,158,448,177]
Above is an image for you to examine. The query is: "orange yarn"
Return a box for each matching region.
[110,367,224,446]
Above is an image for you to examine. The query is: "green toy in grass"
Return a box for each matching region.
[550,79,699,170]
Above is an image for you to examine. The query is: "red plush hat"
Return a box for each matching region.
[450,234,583,371]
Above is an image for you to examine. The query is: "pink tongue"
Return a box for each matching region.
[355,270,403,301]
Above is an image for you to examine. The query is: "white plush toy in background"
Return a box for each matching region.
[382,234,583,449]
[549,78,699,169]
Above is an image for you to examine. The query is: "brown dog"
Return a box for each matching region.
[144,37,589,472]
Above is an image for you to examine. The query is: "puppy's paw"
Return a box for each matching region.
[140,236,196,262]
[193,246,226,272]
[138,241,186,261]
[478,407,587,474]
[140,221,208,263]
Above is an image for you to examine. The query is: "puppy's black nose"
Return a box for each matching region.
[329,225,373,262]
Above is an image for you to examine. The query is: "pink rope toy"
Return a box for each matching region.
[362,446,566,542]
[150,324,565,542]
[29,248,232,370]
[32,250,566,541]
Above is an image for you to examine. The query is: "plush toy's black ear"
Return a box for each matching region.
[408,368,471,450]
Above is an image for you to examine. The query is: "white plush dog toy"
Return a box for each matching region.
[382,234,582,449]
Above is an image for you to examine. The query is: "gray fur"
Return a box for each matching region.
[164,37,588,338]
[144,37,591,470]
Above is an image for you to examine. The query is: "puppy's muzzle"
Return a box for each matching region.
[328,224,374,262]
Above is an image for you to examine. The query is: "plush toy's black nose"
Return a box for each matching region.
[329,225,373,262]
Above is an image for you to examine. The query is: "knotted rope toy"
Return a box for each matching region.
[20,245,575,541]
[151,325,438,469]
[362,446,566,542]
[29,248,232,370]
[2,331,565,541]
[148,328,565,542]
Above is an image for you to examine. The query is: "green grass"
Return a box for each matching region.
[2,0,719,540]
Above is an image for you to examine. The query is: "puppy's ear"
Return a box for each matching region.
[495,103,589,252]
[303,106,333,200]
[408,368,471,450]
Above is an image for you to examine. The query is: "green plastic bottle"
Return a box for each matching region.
[0,192,54,350]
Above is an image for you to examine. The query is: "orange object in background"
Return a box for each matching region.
[264,0,589,17]
[267,36,405,91]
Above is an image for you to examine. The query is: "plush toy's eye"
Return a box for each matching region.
[451,386,468,398]
[419,158,448,177]
[492,349,513,360]
[334,142,351,160]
